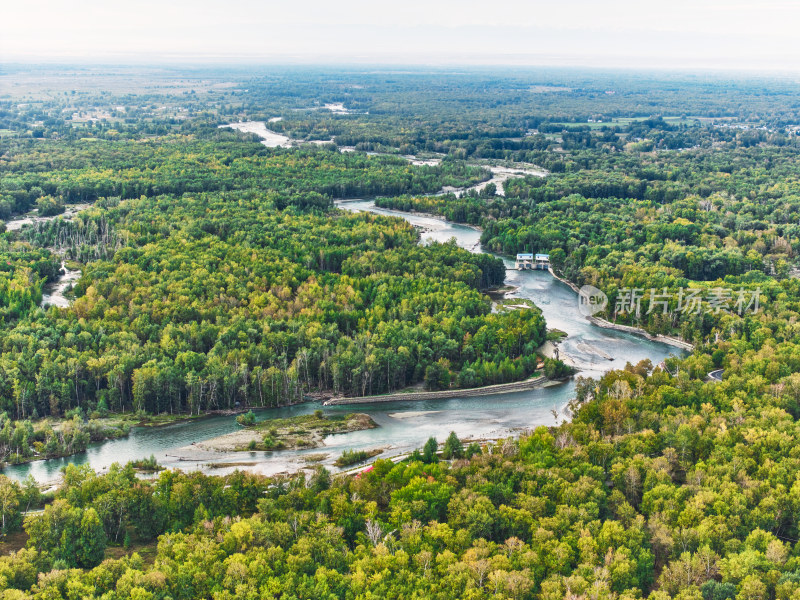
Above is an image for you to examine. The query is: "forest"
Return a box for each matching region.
[377,123,800,344]
[3,65,800,599]
[5,358,800,600]
[0,142,547,463]
[0,81,552,463]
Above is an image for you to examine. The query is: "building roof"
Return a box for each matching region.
[535,254,550,260]
[516,253,534,259]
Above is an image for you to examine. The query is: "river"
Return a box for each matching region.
[218,121,294,148]
[5,203,92,232]
[219,121,544,194]
[438,165,547,197]
[41,262,80,308]
[6,207,90,309]
[3,201,682,484]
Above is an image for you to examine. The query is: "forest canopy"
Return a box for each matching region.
[4,65,800,600]
[0,132,545,439]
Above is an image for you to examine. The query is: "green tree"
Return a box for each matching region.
[424,359,451,391]
[0,475,21,535]
[441,431,464,460]
[422,437,439,463]
[76,507,106,568]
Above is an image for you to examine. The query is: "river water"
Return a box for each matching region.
[4,203,92,232]
[41,261,81,308]
[217,121,541,195]
[439,165,547,197]
[2,206,682,485]
[219,121,293,148]
[6,208,89,309]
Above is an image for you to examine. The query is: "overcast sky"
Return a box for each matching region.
[3,0,800,71]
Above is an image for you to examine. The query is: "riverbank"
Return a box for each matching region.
[1,418,128,469]
[586,316,694,351]
[548,269,582,294]
[365,200,484,232]
[547,270,694,351]
[219,121,292,148]
[323,375,553,405]
[41,261,81,308]
[0,411,218,469]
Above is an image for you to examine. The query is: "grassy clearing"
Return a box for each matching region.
[0,530,28,554]
[104,540,159,565]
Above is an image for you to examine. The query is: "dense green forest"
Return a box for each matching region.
[4,65,800,599]
[0,72,557,464]
[0,138,545,444]
[5,362,800,600]
[377,126,800,344]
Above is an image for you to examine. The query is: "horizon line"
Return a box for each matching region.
[2,59,800,79]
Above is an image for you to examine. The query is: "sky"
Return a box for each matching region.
[2,0,800,71]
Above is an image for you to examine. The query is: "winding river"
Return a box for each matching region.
[218,120,544,197]
[6,205,93,308]
[41,262,81,308]
[3,201,682,484]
